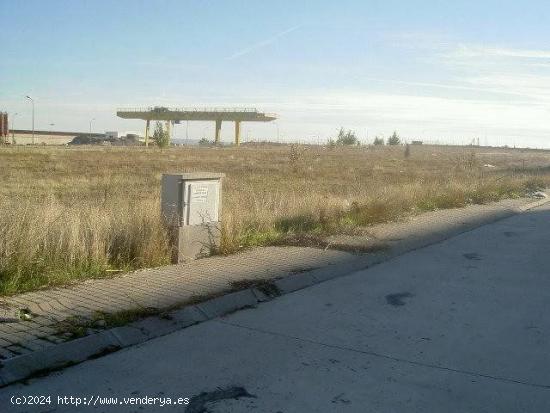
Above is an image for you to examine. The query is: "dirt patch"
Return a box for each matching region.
[230,280,281,298]
[385,292,413,306]
[290,267,318,274]
[463,252,483,260]
[186,386,256,413]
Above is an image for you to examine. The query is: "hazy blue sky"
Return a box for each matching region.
[1,0,550,146]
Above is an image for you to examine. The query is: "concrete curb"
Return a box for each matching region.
[0,332,117,386]
[0,299,248,387]
[517,197,550,212]
[196,290,258,318]
[273,273,316,294]
[1,196,548,388]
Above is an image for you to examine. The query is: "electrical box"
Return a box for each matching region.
[161,172,224,262]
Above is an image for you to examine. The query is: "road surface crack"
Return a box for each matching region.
[217,320,550,390]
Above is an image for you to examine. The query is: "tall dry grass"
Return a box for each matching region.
[0,196,169,295]
[0,144,549,295]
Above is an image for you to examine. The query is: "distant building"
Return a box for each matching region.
[411,140,423,145]
[105,131,118,140]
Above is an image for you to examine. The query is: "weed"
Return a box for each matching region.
[92,307,159,328]
[54,307,160,339]
[230,279,281,297]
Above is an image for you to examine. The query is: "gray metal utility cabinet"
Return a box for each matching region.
[161,172,225,262]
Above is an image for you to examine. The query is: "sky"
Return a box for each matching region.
[1,0,550,147]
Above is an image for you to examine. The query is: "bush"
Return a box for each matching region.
[153,121,170,148]
[387,131,401,145]
[335,127,359,146]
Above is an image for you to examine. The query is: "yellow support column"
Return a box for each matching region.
[235,120,241,146]
[215,119,222,145]
[145,119,150,147]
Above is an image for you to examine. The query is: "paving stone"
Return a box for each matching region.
[5,345,33,356]
[0,323,30,333]
[0,333,29,345]
[0,347,15,360]
[0,337,14,347]
[7,330,41,342]
[26,316,55,327]
[38,335,65,344]
[19,338,55,352]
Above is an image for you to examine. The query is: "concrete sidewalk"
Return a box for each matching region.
[0,196,547,367]
[0,247,352,358]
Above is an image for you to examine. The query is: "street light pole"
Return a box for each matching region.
[25,96,34,144]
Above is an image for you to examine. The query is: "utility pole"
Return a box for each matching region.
[25,95,34,144]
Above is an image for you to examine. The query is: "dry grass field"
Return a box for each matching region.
[1,143,549,296]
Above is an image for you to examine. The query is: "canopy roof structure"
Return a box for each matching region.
[117,107,277,146]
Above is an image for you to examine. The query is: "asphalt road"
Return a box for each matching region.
[2,204,550,412]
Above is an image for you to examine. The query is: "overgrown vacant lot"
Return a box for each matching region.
[1,143,549,295]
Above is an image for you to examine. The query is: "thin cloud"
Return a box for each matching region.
[452,45,550,59]
[226,25,302,60]
[358,76,550,103]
